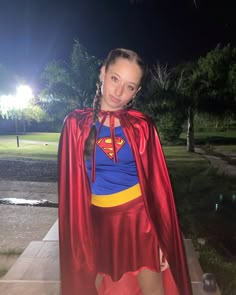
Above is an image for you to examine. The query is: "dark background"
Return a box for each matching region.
[0,0,235,84]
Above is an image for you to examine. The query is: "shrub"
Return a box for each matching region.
[199,244,236,295]
[156,111,185,142]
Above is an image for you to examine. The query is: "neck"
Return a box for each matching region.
[99,115,121,127]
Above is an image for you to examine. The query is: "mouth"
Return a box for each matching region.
[110,95,120,103]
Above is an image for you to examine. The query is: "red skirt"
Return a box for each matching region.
[91,196,161,281]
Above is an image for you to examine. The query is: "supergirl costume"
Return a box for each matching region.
[58,108,193,295]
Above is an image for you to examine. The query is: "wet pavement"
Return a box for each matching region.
[0,198,58,208]
[0,180,58,251]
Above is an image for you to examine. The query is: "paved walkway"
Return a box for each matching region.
[0,220,221,294]
[0,181,58,251]
[195,147,236,177]
[1,147,232,295]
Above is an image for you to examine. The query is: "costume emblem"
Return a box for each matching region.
[96,137,125,159]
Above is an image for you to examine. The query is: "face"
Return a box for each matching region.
[100,58,142,111]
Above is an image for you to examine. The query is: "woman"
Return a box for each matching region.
[58,48,193,295]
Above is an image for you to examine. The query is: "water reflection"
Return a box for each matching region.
[0,198,58,208]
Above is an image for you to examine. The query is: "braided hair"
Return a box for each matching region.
[84,48,147,159]
[84,80,102,159]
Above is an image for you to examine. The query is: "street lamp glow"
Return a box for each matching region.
[15,85,33,109]
[0,94,14,114]
[0,85,33,114]
[0,84,33,146]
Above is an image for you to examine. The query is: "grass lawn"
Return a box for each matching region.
[194,130,236,139]
[163,146,236,236]
[19,132,60,142]
[0,132,60,142]
[180,129,236,145]
[163,145,236,295]
[213,145,236,154]
[1,132,236,294]
[0,133,59,160]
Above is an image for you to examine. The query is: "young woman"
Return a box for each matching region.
[58,48,193,295]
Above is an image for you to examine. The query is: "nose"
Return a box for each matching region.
[115,83,124,97]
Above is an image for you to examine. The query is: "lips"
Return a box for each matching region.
[110,95,121,103]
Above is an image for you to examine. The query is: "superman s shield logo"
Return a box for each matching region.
[96,137,125,159]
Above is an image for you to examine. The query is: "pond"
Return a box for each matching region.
[0,198,58,208]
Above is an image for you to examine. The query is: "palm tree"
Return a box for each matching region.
[40,40,101,121]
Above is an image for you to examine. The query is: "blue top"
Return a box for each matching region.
[85,123,138,195]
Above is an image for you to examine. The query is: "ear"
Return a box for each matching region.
[100,65,105,82]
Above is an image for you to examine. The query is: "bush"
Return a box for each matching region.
[199,244,236,295]
[156,111,185,142]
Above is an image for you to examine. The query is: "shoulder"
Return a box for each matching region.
[61,109,92,135]
[125,109,160,142]
[64,108,92,122]
[63,108,92,127]
[126,109,154,126]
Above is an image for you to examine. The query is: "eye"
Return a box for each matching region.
[111,76,118,82]
[127,85,135,91]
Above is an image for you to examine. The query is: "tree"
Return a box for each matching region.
[137,45,236,150]
[40,40,101,122]
[172,61,198,152]
[196,44,236,114]
[176,44,236,152]
[138,62,186,142]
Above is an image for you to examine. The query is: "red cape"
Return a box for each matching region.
[58,108,193,295]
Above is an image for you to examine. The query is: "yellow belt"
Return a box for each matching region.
[91,183,141,207]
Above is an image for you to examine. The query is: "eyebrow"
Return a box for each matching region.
[111,72,138,86]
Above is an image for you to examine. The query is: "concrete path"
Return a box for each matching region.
[0,174,225,295]
[0,219,221,295]
[195,147,236,177]
[0,220,59,295]
[0,181,58,251]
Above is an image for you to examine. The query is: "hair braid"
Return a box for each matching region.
[84,81,102,159]
[92,81,102,124]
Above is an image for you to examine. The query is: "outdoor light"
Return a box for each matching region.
[0,94,11,115]
[15,85,33,109]
[219,194,223,202]
[232,194,236,202]
[0,84,33,147]
[0,84,33,113]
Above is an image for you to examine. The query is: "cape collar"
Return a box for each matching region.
[91,109,128,182]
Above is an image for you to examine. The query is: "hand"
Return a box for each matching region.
[159,248,169,271]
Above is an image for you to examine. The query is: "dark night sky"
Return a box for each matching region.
[0,0,235,86]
